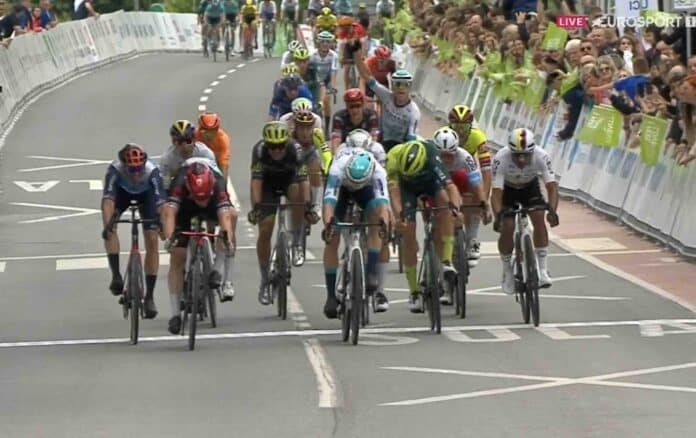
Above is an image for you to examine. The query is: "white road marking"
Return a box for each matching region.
[19,155,111,173]
[445,328,520,343]
[10,202,100,224]
[380,362,696,406]
[199,96,208,102]
[1,319,694,349]
[304,249,316,261]
[203,88,213,94]
[251,58,259,63]
[303,338,343,408]
[563,237,627,252]
[198,105,207,112]
[236,64,245,68]
[218,74,227,79]
[13,181,60,192]
[228,68,237,73]
[535,326,611,340]
[0,262,5,273]
[69,179,103,190]
[56,254,170,271]
[210,81,220,86]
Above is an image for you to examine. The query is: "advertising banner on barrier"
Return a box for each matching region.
[639,115,669,166]
[577,104,623,147]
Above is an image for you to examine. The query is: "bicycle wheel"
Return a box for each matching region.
[211,31,218,62]
[425,239,441,333]
[523,234,540,326]
[188,256,201,351]
[276,231,289,320]
[340,266,350,342]
[224,25,230,61]
[128,255,143,345]
[350,247,364,345]
[515,234,530,324]
[454,228,468,319]
[207,283,217,328]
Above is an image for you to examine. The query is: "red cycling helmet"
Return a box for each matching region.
[198,112,221,131]
[344,88,365,103]
[185,162,215,202]
[374,45,391,60]
[120,143,147,173]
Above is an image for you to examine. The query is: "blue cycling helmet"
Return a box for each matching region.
[281,75,303,91]
[345,152,375,189]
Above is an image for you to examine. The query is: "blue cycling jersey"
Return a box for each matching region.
[103,160,164,202]
[269,83,315,118]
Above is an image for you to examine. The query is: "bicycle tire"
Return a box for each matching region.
[454,228,468,318]
[188,255,201,351]
[427,239,442,334]
[523,234,540,326]
[277,231,289,320]
[207,284,217,328]
[350,247,363,345]
[515,234,530,324]
[128,255,143,345]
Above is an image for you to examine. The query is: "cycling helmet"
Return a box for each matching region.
[119,143,147,173]
[448,104,474,124]
[358,2,367,8]
[338,15,354,27]
[374,45,391,60]
[288,40,301,52]
[282,62,299,77]
[198,112,221,131]
[280,75,303,91]
[294,110,315,125]
[346,129,371,150]
[185,162,215,202]
[291,97,313,113]
[398,141,427,176]
[245,0,253,5]
[263,121,290,145]
[391,69,413,85]
[317,31,335,43]
[170,120,195,141]
[345,152,375,189]
[432,127,459,153]
[343,88,365,103]
[508,128,536,153]
[321,7,332,16]
[293,47,310,61]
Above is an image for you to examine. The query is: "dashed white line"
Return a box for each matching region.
[198,105,207,112]
[210,81,219,86]
[218,74,227,79]
[203,88,213,94]
[199,96,209,102]
[236,64,245,68]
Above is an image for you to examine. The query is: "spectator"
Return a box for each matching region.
[564,39,582,69]
[0,0,10,47]
[29,6,41,32]
[16,0,30,29]
[579,38,598,58]
[73,0,98,20]
[2,4,28,37]
[39,0,56,29]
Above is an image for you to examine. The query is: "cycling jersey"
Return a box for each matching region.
[367,78,420,145]
[269,83,315,118]
[194,128,231,170]
[251,139,306,219]
[103,160,164,231]
[199,0,211,16]
[259,1,276,20]
[223,0,239,16]
[324,151,389,213]
[315,14,337,32]
[460,127,491,170]
[331,108,379,143]
[334,140,386,166]
[159,142,217,190]
[376,0,394,17]
[167,159,231,210]
[441,148,482,193]
[366,56,396,87]
[299,64,322,107]
[308,0,322,12]
[205,0,225,17]
[280,0,298,16]
[241,3,257,18]
[279,111,324,132]
[491,147,555,189]
[334,0,352,16]
[311,49,339,84]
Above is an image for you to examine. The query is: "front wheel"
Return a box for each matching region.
[350,248,364,345]
[276,231,289,320]
[523,234,540,326]
[515,234,530,324]
[453,228,468,319]
[426,240,441,334]
[128,256,143,345]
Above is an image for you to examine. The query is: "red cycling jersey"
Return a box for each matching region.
[337,23,367,40]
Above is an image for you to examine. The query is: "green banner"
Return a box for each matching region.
[559,68,579,96]
[457,51,477,77]
[639,115,669,166]
[577,105,623,147]
[524,74,547,109]
[541,22,568,52]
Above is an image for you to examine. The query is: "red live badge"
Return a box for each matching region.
[556,15,588,29]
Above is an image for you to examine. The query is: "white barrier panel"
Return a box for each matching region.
[0,12,200,138]
[404,50,696,257]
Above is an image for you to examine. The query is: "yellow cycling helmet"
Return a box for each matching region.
[398,141,428,177]
[282,62,299,77]
[293,48,310,61]
[321,7,332,15]
[508,128,536,153]
[245,0,253,5]
[263,121,290,145]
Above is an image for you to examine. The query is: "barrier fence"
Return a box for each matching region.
[0,11,201,139]
[403,49,696,258]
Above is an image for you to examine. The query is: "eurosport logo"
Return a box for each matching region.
[556,14,696,30]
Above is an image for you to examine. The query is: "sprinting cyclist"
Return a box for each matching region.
[307,0,323,25]
[161,160,237,334]
[280,97,324,133]
[292,47,322,110]
[311,31,339,128]
[386,140,462,312]
[269,74,315,120]
[492,128,559,294]
[322,150,390,318]
[356,3,369,29]
[280,39,302,68]
[223,0,239,51]
[330,88,379,151]
[194,112,231,180]
[365,45,396,114]
[259,0,276,47]
[335,0,352,16]
[448,104,492,266]
[160,120,217,191]
[102,144,164,319]
[204,0,226,56]
[280,0,299,35]
[240,0,258,50]
[337,15,368,90]
[199,0,211,55]
[315,7,337,37]
[247,122,307,305]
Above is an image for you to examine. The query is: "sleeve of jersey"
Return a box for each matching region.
[102,165,119,200]
[372,165,390,206]
[214,175,233,209]
[405,104,421,141]
[251,145,264,179]
[149,167,166,206]
[331,52,339,72]
[432,154,451,186]
[491,152,505,189]
[330,114,344,141]
[269,89,282,118]
[385,148,399,186]
[368,78,391,103]
[463,153,482,187]
[167,172,187,205]
[472,130,491,170]
[539,152,556,183]
[300,86,315,106]
[323,162,343,207]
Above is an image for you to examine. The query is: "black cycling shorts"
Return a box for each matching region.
[502,179,545,210]
[207,16,221,26]
[174,199,219,248]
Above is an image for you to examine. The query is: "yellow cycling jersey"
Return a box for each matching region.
[316,15,337,31]
[241,4,257,17]
[460,127,491,170]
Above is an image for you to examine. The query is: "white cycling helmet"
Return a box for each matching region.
[432,126,459,153]
[288,40,302,52]
[508,127,536,153]
[291,97,313,113]
[346,129,372,150]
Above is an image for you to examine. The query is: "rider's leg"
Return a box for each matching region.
[308,158,323,219]
[143,229,160,315]
[498,211,516,294]
[102,198,122,295]
[530,210,550,285]
[288,182,305,265]
[256,213,275,289]
[435,188,455,266]
[168,247,186,320]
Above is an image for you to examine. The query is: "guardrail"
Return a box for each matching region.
[0,11,200,140]
[403,48,696,258]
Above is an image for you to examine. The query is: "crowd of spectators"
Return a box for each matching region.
[406,0,696,166]
[0,0,98,48]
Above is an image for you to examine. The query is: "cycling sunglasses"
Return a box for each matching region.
[348,103,363,109]
[451,122,472,132]
[391,81,411,89]
[173,138,194,146]
[267,143,286,151]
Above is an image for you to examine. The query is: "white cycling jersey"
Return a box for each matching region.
[443,148,482,186]
[324,150,389,206]
[367,78,420,143]
[279,111,324,132]
[492,147,556,189]
[159,142,217,190]
[280,50,294,68]
[335,140,386,166]
[311,49,339,83]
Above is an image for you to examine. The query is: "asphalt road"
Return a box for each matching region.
[0,53,695,438]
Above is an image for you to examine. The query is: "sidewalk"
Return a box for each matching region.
[418,108,696,313]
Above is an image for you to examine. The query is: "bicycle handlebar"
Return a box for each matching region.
[501,203,550,218]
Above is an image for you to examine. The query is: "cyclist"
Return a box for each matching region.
[355,55,420,151]
[492,128,559,294]
[280,39,302,68]
[280,97,324,133]
[431,126,491,304]
[307,0,323,25]
[365,45,396,114]
[386,140,462,312]
[356,3,369,29]
[269,74,315,120]
[337,15,368,91]
[448,104,492,266]
[330,88,379,152]
[335,0,352,16]
[223,0,239,50]
[315,7,337,36]
[194,112,231,180]
[240,0,258,50]
[280,0,299,33]
[259,0,276,47]
[292,47,322,110]
[321,0,336,15]
[199,0,211,55]
[247,122,307,305]
[311,31,339,128]
[322,151,390,318]
[161,160,237,334]
[160,120,217,191]
[375,0,395,23]
[204,0,226,56]
[102,144,164,319]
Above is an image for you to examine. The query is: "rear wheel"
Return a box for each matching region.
[188,257,201,351]
[523,234,540,326]
[276,232,289,320]
[350,248,364,345]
